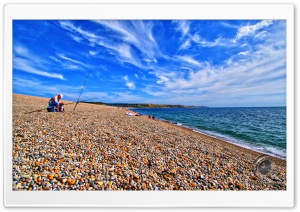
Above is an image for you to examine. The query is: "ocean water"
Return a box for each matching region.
[133,107,286,159]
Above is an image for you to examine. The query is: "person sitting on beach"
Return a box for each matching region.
[133,112,140,116]
[126,111,140,116]
[48,94,64,112]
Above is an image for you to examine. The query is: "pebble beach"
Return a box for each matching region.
[12,94,286,191]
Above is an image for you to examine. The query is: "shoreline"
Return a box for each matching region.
[12,94,287,190]
[132,109,286,162]
[138,113,286,166]
[164,119,285,162]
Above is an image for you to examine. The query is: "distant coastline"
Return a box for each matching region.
[81,102,207,108]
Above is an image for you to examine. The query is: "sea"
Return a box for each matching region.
[133,107,286,159]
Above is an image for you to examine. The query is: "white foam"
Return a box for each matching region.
[192,128,286,159]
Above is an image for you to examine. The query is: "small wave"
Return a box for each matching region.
[191,128,286,159]
[263,146,286,158]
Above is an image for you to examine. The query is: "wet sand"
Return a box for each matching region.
[12,94,286,191]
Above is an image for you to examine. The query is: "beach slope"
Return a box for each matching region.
[12,94,286,190]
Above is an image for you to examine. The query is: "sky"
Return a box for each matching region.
[13,20,286,107]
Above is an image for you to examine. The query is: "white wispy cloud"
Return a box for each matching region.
[176,23,234,51]
[219,21,240,29]
[126,82,136,90]
[13,45,65,80]
[156,76,170,85]
[237,51,249,56]
[147,62,285,106]
[14,45,29,55]
[254,30,268,39]
[116,44,134,62]
[13,76,85,100]
[69,34,84,43]
[53,53,95,70]
[174,21,193,51]
[179,40,191,50]
[59,21,98,43]
[14,58,64,80]
[93,21,137,44]
[143,57,157,64]
[92,20,158,62]
[89,50,98,56]
[177,56,202,67]
[60,20,148,68]
[49,56,61,63]
[50,55,84,70]
[178,20,274,51]
[123,75,136,90]
[234,20,273,42]
[94,39,142,68]
[63,64,80,70]
[174,20,190,37]
[57,54,85,66]
[145,21,286,106]
[13,77,44,91]
[198,36,233,48]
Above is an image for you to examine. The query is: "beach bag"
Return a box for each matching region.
[47,106,56,112]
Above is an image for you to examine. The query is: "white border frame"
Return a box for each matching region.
[4,3,294,207]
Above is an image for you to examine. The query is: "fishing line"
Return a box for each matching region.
[73,69,93,112]
[24,97,100,114]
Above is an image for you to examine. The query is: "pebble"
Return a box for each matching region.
[12,94,287,191]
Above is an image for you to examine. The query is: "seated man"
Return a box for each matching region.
[48,94,64,112]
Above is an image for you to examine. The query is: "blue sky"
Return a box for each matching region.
[13,20,286,107]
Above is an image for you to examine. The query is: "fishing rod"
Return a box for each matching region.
[73,69,93,113]
[24,97,100,114]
